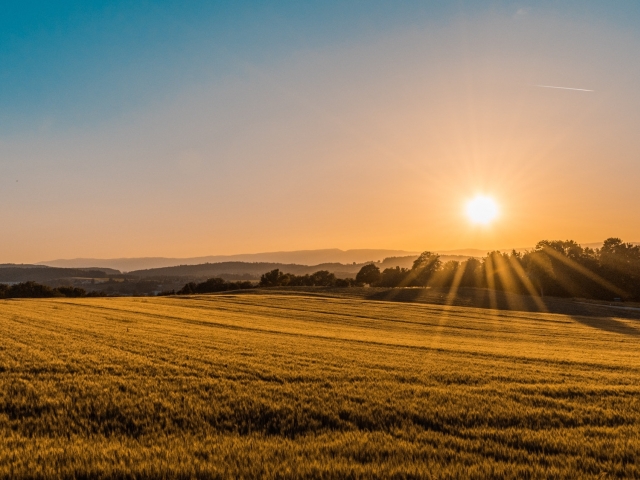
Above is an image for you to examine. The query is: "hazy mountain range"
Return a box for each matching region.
[25,242,638,273]
[0,255,471,289]
[2,243,634,292]
[37,248,496,272]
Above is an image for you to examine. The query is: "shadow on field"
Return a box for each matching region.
[361,287,640,320]
[230,286,640,322]
[368,288,640,335]
[570,315,640,336]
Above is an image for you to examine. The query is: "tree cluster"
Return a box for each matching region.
[356,238,640,301]
[258,269,357,287]
[0,282,105,299]
[356,251,443,288]
[5,238,637,302]
[177,277,254,295]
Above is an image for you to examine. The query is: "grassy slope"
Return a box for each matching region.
[1,293,639,479]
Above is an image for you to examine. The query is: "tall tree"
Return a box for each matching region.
[356,264,381,286]
[410,251,441,286]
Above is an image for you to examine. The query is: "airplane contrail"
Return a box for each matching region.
[533,84,594,92]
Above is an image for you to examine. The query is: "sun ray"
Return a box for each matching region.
[425,261,467,355]
[492,253,527,312]
[507,255,548,312]
[444,262,467,308]
[484,254,498,311]
[540,247,627,298]
[528,253,585,298]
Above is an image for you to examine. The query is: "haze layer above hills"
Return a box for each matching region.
[33,242,637,272]
[37,248,494,272]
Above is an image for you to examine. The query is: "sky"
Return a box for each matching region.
[1,1,640,263]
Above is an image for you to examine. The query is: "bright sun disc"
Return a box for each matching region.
[466,196,499,225]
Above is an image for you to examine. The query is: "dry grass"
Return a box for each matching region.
[1,292,640,479]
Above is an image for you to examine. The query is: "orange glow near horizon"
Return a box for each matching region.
[1,9,640,264]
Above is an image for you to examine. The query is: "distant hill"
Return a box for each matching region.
[33,243,640,272]
[36,247,491,274]
[38,249,422,272]
[2,255,473,285]
[130,262,367,280]
[129,255,472,280]
[0,266,116,283]
[0,264,47,269]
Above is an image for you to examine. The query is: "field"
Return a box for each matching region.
[1,290,640,479]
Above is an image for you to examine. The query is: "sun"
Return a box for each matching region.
[465,195,499,225]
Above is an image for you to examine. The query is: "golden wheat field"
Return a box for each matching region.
[1,291,640,479]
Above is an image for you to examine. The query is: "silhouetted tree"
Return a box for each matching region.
[259,269,287,287]
[356,264,381,286]
[6,281,59,298]
[410,251,441,286]
[334,278,356,287]
[378,267,410,287]
[0,282,92,298]
[432,261,460,288]
[177,282,197,294]
[178,278,254,294]
[521,241,601,298]
[257,269,351,288]
[285,274,311,286]
[460,258,482,288]
[86,290,107,297]
[194,277,227,293]
[309,270,337,286]
[599,238,640,297]
[55,286,87,298]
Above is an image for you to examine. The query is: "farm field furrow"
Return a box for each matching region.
[1,293,640,479]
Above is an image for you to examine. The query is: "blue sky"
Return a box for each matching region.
[5,1,637,131]
[2,1,640,261]
[1,1,454,130]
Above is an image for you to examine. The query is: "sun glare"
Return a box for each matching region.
[466,195,499,225]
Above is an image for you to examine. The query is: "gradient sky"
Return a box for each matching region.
[2,1,640,262]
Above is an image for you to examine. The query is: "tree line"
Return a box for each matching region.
[354,238,640,301]
[0,282,105,299]
[172,271,356,295]
[225,237,640,302]
[257,269,356,287]
[3,238,638,301]
[176,278,254,295]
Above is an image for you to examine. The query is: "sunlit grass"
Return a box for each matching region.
[1,293,639,478]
